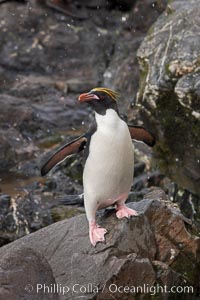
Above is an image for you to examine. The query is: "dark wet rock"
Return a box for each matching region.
[41,170,83,195]
[103,0,168,114]
[133,161,145,177]
[0,188,199,299]
[137,0,200,197]
[0,127,39,171]
[40,0,138,17]
[0,92,87,141]
[0,2,115,89]
[127,188,150,203]
[171,188,200,233]
[0,247,59,300]
[55,193,84,207]
[179,190,200,222]
[0,0,121,173]
[0,194,12,245]
[10,159,41,177]
[41,0,90,20]
[37,0,137,12]
[0,92,87,173]
[0,192,52,246]
[152,260,183,290]
[132,170,165,192]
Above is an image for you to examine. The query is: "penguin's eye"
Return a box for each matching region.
[99,95,105,100]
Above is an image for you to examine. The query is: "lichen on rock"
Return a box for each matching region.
[137,0,200,197]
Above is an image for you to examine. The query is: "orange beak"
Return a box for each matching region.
[78,92,100,103]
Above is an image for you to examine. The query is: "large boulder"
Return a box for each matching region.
[137,0,200,196]
[0,247,59,300]
[0,188,199,299]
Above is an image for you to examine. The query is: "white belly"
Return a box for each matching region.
[83,109,134,210]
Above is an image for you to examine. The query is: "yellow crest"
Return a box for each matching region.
[91,87,118,101]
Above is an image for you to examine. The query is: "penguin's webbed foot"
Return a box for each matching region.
[116,204,138,219]
[89,221,107,247]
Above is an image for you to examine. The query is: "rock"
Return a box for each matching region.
[173,188,200,232]
[0,247,59,300]
[0,90,87,141]
[137,0,200,196]
[41,170,83,196]
[103,0,168,115]
[0,0,120,173]
[133,161,146,177]
[0,90,88,173]
[0,192,52,246]
[37,0,137,12]
[0,126,39,171]
[127,188,150,203]
[132,170,165,192]
[0,188,199,299]
[0,2,114,89]
[51,205,84,222]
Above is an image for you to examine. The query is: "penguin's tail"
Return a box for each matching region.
[50,193,84,208]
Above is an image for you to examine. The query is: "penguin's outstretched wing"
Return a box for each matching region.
[41,135,87,176]
[128,125,156,147]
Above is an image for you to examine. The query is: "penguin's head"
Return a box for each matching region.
[78,87,118,115]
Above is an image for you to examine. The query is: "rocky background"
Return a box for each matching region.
[0,0,200,299]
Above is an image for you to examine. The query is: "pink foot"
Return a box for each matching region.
[116,205,138,219]
[89,221,107,247]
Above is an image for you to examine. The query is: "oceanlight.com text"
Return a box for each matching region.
[24,283,194,296]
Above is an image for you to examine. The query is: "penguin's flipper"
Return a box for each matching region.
[128,125,156,147]
[41,135,87,176]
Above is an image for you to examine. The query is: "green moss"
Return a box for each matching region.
[137,58,149,103]
[155,141,175,171]
[171,255,200,284]
[186,220,200,237]
[147,24,155,39]
[139,87,200,195]
[51,206,83,222]
[195,56,200,67]
[38,134,62,149]
[166,5,175,15]
[155,92,200,159]
[64,158,83,184]
[164,63,170,75]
